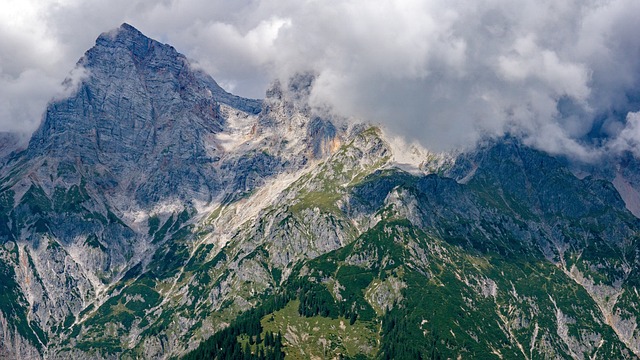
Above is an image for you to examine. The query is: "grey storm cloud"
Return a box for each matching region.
[1,0,640,160]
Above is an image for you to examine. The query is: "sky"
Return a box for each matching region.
[2,0,640,160]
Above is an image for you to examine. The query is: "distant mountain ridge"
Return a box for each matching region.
[0,24,639,360]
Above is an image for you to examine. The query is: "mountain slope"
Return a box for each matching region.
[0,24,638,360]
[181,134,640,360]
[0,24,343,359]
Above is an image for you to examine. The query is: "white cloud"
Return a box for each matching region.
[607,112,640,158]
[1,0,640,160]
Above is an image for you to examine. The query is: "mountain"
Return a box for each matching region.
[0,24,639,360]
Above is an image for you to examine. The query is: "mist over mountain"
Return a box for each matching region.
[3,1,640,160]
[0,23,639,360]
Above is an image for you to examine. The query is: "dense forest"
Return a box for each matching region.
[182,293,290,360]
[181,275,443,360]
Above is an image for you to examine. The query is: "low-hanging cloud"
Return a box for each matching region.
[2,0,640,160]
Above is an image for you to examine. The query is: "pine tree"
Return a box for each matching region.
[243,342,252,360]
[349,311,358,325]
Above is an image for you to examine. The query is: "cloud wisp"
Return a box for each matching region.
[1,0,640,160]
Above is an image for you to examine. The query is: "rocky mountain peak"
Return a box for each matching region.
[19,24,339,207]
[23,24,237,203]
[89,23,186,77]
[99,22,151,44]
[93,23,262,114]
[96,23,152,47]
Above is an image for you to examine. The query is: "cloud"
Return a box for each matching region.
[607,112,640,158]
[1,0,640,160]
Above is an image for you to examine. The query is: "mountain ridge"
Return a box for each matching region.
[0,24,639,360]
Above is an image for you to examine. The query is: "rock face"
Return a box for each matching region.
[0,24,639,360]
[0,23,346,359]
[28,23,262,205]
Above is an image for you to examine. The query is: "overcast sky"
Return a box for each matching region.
[2,0,640,160]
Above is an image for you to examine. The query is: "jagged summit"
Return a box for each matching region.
[13,23,346,209]
[29,23,259,159]
[105,22,149,40]
[91,23,185,74]
[19,24,263,205]
[97,23,153,45]
[96,23,262,114]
